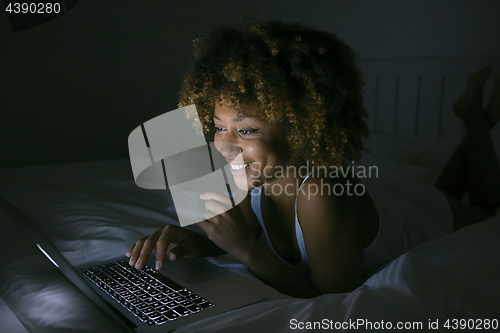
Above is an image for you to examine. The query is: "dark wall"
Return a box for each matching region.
[0,0,262,167]
[1,0,499,167]
[259,0,500,59]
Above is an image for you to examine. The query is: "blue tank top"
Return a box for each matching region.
[249,173,453,276]
[249,174,311,274]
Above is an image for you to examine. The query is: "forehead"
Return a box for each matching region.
[212,100,283,136]
[213,99,263,121]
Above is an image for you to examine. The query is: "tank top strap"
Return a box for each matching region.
[250,184,310,268]
[250,187,264,230]
[294,173,313,264]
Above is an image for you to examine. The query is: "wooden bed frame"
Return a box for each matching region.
[359,56,500,141]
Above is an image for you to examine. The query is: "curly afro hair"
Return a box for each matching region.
[178,20,370,169]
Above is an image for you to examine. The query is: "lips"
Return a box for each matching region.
[230,161,255,171]
[228,161,256,178]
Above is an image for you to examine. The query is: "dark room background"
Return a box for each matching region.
[1,0,499,167]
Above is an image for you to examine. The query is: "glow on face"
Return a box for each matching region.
[213,100,287,191]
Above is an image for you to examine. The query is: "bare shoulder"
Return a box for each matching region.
[295,175,365,236]
[295,175,366,292]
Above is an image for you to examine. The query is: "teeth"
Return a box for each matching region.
[230,161,254,171]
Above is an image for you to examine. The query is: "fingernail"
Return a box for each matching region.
[134,259,142,269]
[199,194,204,199]
[129,256,135,266]
[156,261,162,270]
[170,253,176,261]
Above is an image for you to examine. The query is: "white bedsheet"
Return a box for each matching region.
[0,133,499,332]
[176,217,500,332]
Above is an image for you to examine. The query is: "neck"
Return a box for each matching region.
[260,169,306,206]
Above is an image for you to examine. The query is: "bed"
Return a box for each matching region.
[1,56,500,332]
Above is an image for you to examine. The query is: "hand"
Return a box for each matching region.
[197,191,257,259]
[126,224,217,270]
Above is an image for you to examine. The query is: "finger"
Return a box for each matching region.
[129,238,146,266]
[202,210,217,220]
[166,241,179,256]
[168,242,192,262]
[135,227,163,269]
[196,219,214,238]
[155,225,181,270]
[204,199,229,216]
[126,243,135,257]
[200,191,232,205]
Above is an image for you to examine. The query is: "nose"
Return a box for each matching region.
[214,133,241,162]
[216,142,241,161]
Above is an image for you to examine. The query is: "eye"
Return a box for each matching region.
[239,129,258,135]
[214,126,226,132]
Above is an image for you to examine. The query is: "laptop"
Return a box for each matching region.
[0,196,274,332]
[0,297,30,333]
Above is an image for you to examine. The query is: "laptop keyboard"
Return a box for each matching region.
[81,261,214,326]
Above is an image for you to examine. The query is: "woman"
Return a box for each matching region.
[126,21,500,298]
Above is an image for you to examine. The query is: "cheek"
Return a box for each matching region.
[213,135,222,152]
[244,144,258,156]
[213,132,225,144]
[262,145,284,164]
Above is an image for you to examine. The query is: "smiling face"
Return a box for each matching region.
[213,100,288,191]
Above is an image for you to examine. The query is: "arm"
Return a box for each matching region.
[241,178,363,296]
[127,225,226,270]
[199,193,322,298]
[296,177,364,294]
[127,194,260,270]
[239,239,322,298]
[198,180,365,297]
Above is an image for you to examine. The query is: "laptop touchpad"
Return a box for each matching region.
[167,259,227,285]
